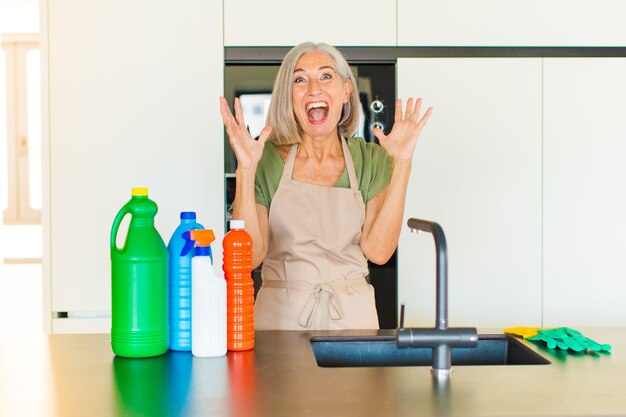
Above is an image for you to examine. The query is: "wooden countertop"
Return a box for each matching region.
[1,328,626,417]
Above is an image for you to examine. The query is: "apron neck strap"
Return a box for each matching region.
[282,144,299,180]
[340,137,359,192]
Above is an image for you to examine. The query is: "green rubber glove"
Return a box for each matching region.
[527,327,611,352]
[562,327,612,352]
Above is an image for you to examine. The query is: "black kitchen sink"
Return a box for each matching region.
[310,334,550,367]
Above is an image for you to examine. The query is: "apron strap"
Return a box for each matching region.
[282,144,298,180]
[262,277,367,328]
[340,136,359,192]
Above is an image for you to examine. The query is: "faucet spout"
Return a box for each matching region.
[398,218,478,378]
[407,218,448,331]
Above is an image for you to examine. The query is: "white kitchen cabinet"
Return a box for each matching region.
[224,0,396,47]
[42,0,225,332]
[398,0,626,47]
[397,58,543,328]
[543,58,626,327]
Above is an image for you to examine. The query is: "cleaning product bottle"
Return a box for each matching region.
[222,220,254,351]
[110,187,168,358]
[182,229,227,357]
[167,212,204,351]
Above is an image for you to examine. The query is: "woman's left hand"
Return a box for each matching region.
[372,98,433,164]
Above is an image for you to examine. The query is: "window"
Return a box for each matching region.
[1,33,40,224]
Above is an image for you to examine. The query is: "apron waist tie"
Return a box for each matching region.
[262,277,367,329]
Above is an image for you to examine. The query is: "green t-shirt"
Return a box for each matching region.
[255,137,392,209]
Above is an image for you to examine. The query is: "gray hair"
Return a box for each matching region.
[266,42,360,145]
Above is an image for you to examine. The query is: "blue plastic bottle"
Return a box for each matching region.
[167,212,204,351]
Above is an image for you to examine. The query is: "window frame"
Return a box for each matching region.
[1,33,40,225]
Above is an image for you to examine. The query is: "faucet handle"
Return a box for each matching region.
[399,303,405,329]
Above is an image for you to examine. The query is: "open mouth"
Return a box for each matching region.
[306,101,329,124]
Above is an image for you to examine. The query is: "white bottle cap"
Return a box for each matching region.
[230,219,245,229]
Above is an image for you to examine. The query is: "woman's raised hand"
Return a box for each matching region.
[372,98,433,164]
[220,97,272,171]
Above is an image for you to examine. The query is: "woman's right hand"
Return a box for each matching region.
[219,97,272,171]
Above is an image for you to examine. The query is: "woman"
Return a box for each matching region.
[219,42,432,330]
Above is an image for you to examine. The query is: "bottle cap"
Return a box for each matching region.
[180,211,196,219]
[230,220,245,229]
[132,187,149,197]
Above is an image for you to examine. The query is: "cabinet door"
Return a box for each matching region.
[224,0,396,46]
[543,58,626,326]
[45,0,225,331]
[397,58,542,327]
[398,0,626,47]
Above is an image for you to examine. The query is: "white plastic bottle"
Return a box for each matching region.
[185,229,227,357]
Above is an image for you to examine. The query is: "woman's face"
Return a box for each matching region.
[291,51,352,140]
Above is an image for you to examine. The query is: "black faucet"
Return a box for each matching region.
[397,218,478,378]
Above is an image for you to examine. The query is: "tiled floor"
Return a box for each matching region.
[0,225,44,344]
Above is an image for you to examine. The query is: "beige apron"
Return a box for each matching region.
[254,137,379,330]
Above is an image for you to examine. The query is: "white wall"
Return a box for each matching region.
[224,0,396,46]
[398,57,626,328]
[398,58,543,328]
[43,0,224,332]
[543,58,626,327]
[398,0,626,46]
[225,0,626,47]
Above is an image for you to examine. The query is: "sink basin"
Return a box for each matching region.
[310,334,550,367]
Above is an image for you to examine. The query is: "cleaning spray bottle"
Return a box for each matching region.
[181,229,227,357]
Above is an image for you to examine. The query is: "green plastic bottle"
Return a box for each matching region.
[110,187,168,358]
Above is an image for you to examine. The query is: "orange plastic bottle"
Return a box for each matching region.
[223,220,254,351]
